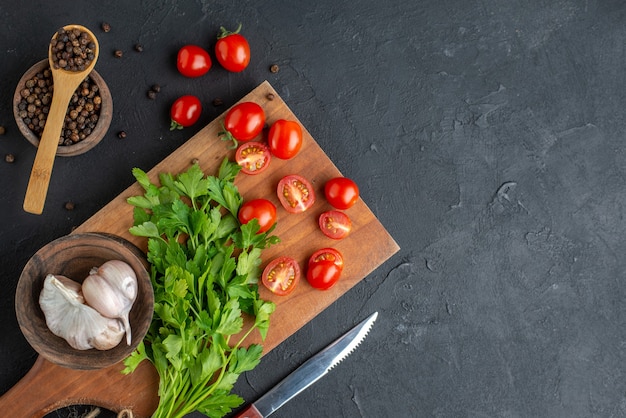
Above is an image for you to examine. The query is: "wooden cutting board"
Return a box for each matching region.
[0,81,399,417]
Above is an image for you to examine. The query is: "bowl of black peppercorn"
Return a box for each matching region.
[13,59,112,157]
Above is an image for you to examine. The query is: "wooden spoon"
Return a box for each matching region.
[23,25,99,215]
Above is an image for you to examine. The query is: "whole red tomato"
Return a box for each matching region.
[220,101,265,147]
[170,95,202,130]
[324,177,359,209]
[268,119,303,160]
[176,45,211,77]
[306,248,344,290]
[215,24,250,72]
[238,198,277,233]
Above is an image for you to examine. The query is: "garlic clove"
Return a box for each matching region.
[88,317,125,350]
[82,263,136,345]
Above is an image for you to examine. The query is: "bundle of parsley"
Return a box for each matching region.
[123,158,278,418]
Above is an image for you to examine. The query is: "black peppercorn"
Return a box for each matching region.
[266,93,275,101]
[64,201,75,210]
[212,98,223,106]
[101,22,111,32]
[5,154,15,163]
[134,44,144,52]
[114,50,123,58]
[118,131,127,139]
[270,64,280,73]
[0,125,6,135]
[147,90,157,100]
[151,84,161,93]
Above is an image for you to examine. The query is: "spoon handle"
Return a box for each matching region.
[23,83,75,214]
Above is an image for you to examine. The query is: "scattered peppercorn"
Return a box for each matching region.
[0,126,5,135]
[101,22,111,32]
[151,84,161,93]
[191,158,199,165]
[50,27,96,72]
[5,154,15,163]
[17,65,102,146]
[64,201,75,210]
[212,98,223,107]
[117,131,127,139]
[266,93,275,101]
[134,44,144,52]
[270,64,280,73]
[147,90,157,100]
[114,50,123,58]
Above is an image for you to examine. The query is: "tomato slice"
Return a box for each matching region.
[306,260,342,290]
[308,248,344,269]
[262,256,300,295]
[277,174,316,213]
[319,210,352,240]
[235,142,271,175]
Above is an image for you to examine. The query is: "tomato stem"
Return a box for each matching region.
[170,119,184,131]
[217,23,242,39]
[218,122,239,148]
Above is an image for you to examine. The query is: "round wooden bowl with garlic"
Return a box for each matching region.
[16,233,154,370]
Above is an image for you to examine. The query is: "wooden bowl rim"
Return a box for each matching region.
[12,59,113,157]
[15,233,153,370]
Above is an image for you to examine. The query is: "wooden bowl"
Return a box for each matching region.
[13,59,113,157]
[15,233,154,370]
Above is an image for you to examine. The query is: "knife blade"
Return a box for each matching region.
[235,311,378,418]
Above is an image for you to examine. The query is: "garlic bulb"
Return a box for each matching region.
[82,260,138,345]
[39,274,125,350]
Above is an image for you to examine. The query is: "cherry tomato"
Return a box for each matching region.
[268,119,303,160]
[309,248,344,269]
[235,141,271,175]
[176,45,211,77]
[277,174,316,213]
[238,198,277,233]
[319,210,352,240]
[221,102,266,147]
[170,95,202,130]
[215,24,250,72]
[306,260,342,290]
[262,256,300,296]
[324,177,359,210]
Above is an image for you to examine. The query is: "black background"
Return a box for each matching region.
[1,1,625,417]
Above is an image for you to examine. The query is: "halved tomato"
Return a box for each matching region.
[277,174,316,213]
[308,248,344,269]
[262,256,300,296]
[235,141,271,175]
[319,210,352,240]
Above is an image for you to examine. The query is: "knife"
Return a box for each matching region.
[235,311,378,418]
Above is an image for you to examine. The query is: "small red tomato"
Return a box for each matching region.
[268,119,303,159]
[221,101,266,147]
[176,45,211,77]
[277,174,316,213]
[309,248,344,269]
[319,210,352,240]
[170,95,202,130]
[215,24,250,72]
[306,260,342,290]
[235,141,271,175]
[238,198,277,233]
[324,177,359,209]
[262,256,300,296]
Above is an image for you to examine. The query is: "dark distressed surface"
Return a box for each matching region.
[1,1,625,417]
